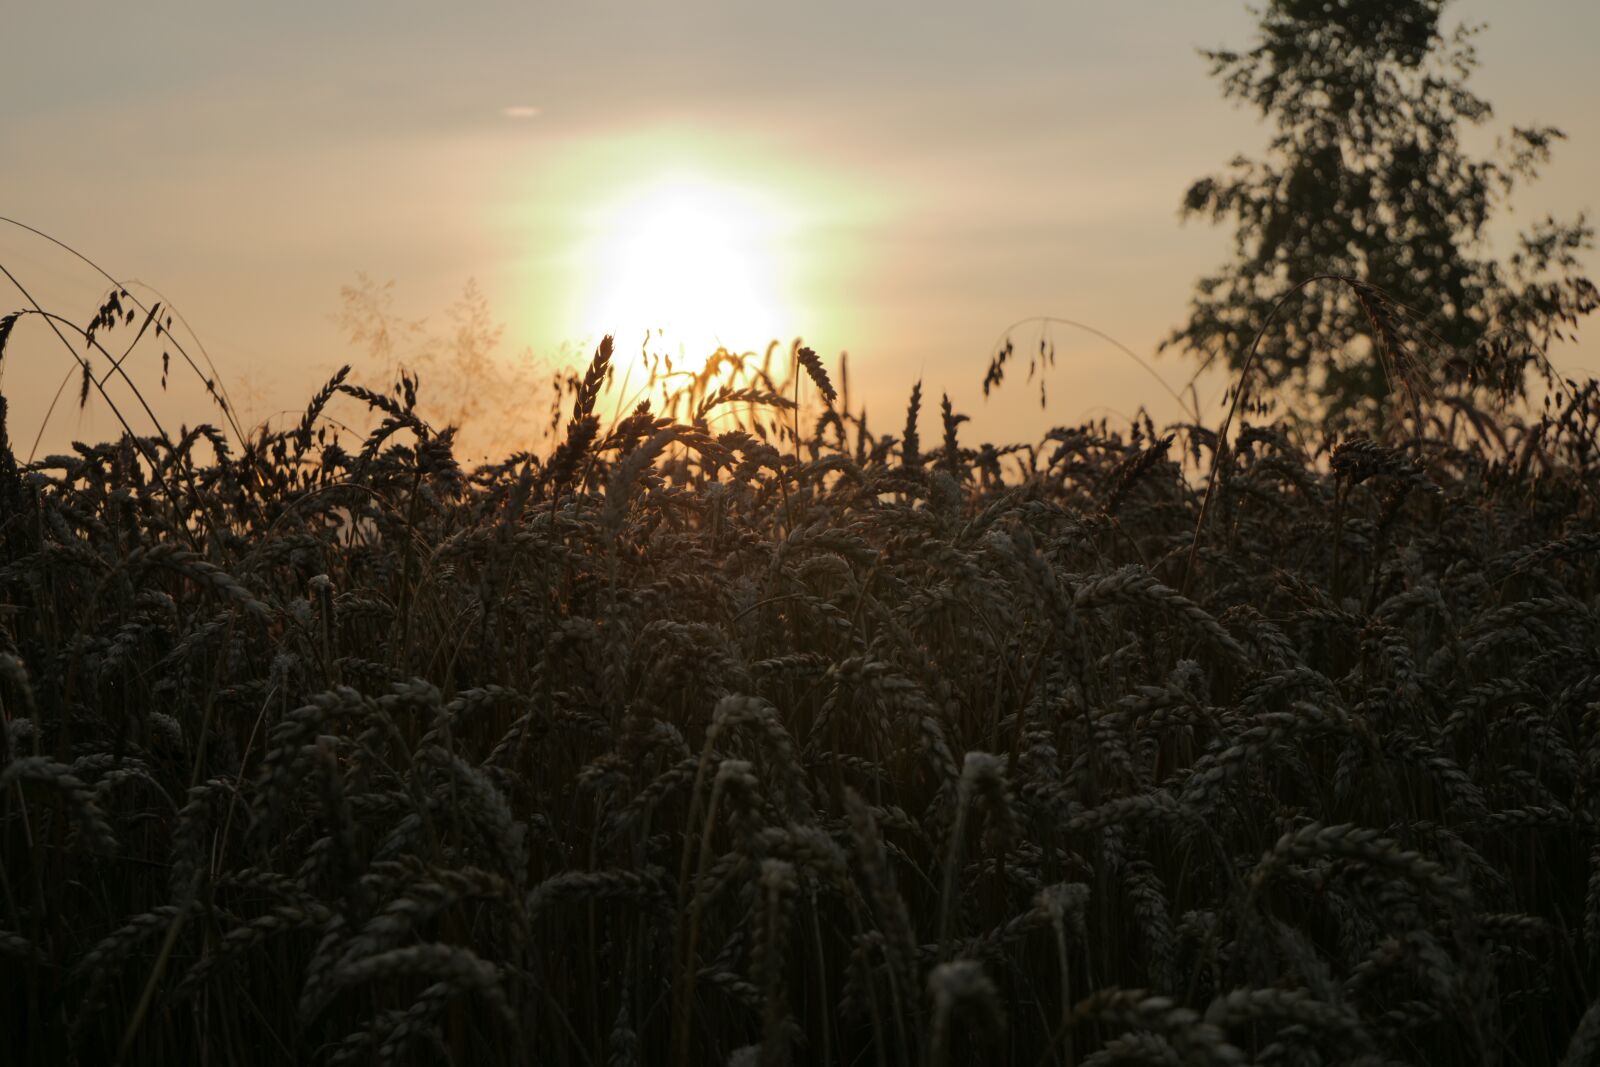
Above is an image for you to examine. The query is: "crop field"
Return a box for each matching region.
[2,325,1600,1066]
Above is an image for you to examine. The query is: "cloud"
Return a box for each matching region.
[500,105,542,120]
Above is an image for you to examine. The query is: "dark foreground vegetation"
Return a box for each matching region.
[2,325,1600,1066]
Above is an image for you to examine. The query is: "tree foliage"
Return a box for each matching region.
[1167,0,1598,424]
[338,274,552,456]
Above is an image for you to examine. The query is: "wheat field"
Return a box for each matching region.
[2,319,1600,1065]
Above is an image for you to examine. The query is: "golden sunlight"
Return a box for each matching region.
[577,172,795,366]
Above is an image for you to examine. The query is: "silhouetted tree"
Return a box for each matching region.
[1166,0,1597,426]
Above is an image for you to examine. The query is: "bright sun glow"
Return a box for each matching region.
[580,173,794,365]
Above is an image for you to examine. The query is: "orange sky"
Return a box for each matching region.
[3,1,1597,459]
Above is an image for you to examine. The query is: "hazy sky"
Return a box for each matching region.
[4,1,1597,456]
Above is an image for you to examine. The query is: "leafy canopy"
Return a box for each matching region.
[1167,0,1597,425]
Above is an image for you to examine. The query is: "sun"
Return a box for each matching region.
[579,172,793,366]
